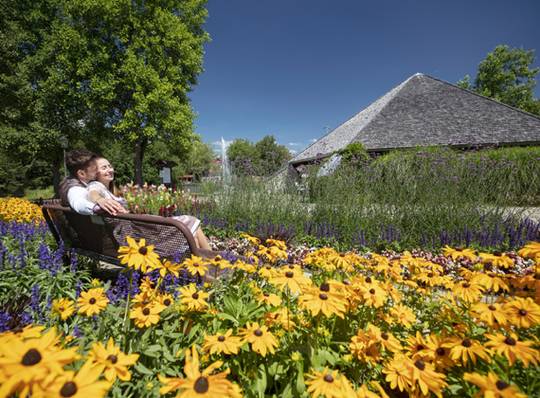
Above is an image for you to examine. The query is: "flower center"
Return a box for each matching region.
[496,380,509,390]
[59,306,65,311]
[194,376,209,393]
[343,280,351,285]
[21,348,42,366]
[427,272,434,278]
[365,277,372,283]
[488,305,496,311]
[518,309,528,316]
[192,293,199,300]
[285,271,294,278]
[319,293,328,300]
[107,354,118,364]
[138,247,148,255]
[60,381,78,397]
[89,298,97,305]
[320,283,330,292]
[323,374,334,383]
[414,360,425,370]
[436,347,446,356]
[462,282,470,288]
[142,308,150,316]
[381,332,389,340]
[416,344,425,351]
[218,335,226,342]
[254,329,263,337]
[263,292,269,297]
[164,299,171,306]
[462,339,472,347]
[193,263,199,267]
[504,336,516,346]
[369,288,375,294]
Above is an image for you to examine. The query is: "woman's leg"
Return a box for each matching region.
[194,228,211,251]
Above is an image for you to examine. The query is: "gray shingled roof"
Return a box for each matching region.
[291,73,540,164]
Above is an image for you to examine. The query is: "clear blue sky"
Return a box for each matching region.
[189,0,540,155]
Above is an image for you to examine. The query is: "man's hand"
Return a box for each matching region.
[96,198,128,215]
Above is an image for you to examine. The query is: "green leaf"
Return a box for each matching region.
[134,362,154,376]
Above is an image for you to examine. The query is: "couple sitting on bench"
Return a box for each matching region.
[58,149,212,251]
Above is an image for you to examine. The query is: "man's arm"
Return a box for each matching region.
[67,186,97,215]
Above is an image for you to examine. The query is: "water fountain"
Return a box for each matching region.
[221,137,231,184]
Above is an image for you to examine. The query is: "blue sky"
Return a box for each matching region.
[189,0,540,155]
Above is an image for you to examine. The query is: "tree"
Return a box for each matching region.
[1,0,209,192]
[458,45,540,115]
[227,139,258,176]
[254,135,292,176]
[178,140,214,180]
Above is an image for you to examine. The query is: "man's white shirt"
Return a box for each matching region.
[67,185,97,215]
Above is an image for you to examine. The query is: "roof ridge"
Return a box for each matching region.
[290,74,417,162]
[419,73,540,122]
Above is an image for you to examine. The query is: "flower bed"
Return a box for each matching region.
[1,215,539,397]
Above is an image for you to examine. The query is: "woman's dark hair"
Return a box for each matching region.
[66,149,97,177]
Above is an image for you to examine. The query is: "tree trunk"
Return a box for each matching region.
[52,158,63,197]
[134,139,146,186]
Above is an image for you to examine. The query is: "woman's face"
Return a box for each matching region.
[95,158,114,185]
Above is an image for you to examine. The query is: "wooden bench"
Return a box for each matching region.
[42,200,220,268]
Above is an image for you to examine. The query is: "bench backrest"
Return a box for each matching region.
[42,201,200,265]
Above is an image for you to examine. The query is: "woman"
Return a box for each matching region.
[88,157,211,250]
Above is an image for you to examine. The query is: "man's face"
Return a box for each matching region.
[76,160,98,183]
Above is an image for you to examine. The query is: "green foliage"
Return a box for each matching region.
[459,45,540,115]
[338,142,369,167]
[227,135,291,176]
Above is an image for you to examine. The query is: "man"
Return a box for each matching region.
[59,149,126,215]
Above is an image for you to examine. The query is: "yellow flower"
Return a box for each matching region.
[0,197,43,223]
[406,358,447,398]
[240,233,260,245]
[517,241,540,261]
[118,236,161,273]
[485,333,539,367]
[129,302,166,328]
[452,280,484,303]
[470,272,510,292]
[464,372,527,398]
[299,282,348,318]
[504,297,540,328]
[202,329,243,356]
[443,337,491,365]
[383,355,412,394]
[305,367,355,398]
[38,359,110,397]
[182,255,209,277]
[51,298,75,321]
[470,302,508,327]
[89,337,139,382]
[268,265,311,294]
[155,260,182,278]
[359,283,387,308]
[240,322,278,357]
[0,328,78,397]
[158,346,237,397]
[265,238,287,250]
[442,245,477,262]
[425,334,456,370]
[77,288,109,316]
[388,304,416,328]
[178,284,210,312]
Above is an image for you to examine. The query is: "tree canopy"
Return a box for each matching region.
[227,135,291,177]
[458,45,540,115]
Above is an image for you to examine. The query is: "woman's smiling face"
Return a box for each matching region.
[95,157,115,185]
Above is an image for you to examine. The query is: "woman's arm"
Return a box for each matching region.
[88,188,105,204]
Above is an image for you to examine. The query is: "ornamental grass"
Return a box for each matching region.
[1,219,540,397]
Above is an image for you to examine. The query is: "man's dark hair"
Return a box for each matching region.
[65,149,97,176]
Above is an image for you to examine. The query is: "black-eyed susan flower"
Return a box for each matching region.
[383,355,412,394]
[129,302,166,328]
[425,334,455,370]
[257,291,282,307]
[443,337,490,365]
[0,328,78,397]
[388,304,416,328]
[240,232,260,246]
[155,260,182,278]
[77,288,109,317]
[268,265,311,294]
[118,236,161,273]
[442,246,477,262]
[265,308,296,331]
[470,302,508,327]
[452,280,484,303]
[485,333,539,367]
[464,372,527,398]
[51,298,75,321]
[202,329,243,356]
[349,328,382,364]
[406,332,431,361]
[406,358,447,398]
[240,322,278,357]
[471,272,510,293]
[38,359,110,398]
[305,367,355,398]
[158,346,237,397]
[479,252,515,269]
[89,337,139,382]
[178,284,210,312]
[504,297,540,328]
[517,241,540,261]
[182,255,208,277]
[299,282,347,318]
[359,283,387,309]
[158,293,175,308]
